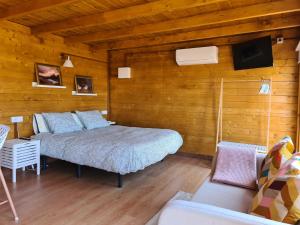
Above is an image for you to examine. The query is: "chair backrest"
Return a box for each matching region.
[0,125,10,152]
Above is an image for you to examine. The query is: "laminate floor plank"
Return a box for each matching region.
[0,155,211,225]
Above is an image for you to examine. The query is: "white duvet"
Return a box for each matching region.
[33,125,183,175]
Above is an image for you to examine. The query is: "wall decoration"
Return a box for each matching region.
[35,63,62,86]
[75,75,94,94]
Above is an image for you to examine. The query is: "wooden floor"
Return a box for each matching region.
[0,155,211,225]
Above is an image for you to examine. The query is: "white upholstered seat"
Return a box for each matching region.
[192,178,255,213]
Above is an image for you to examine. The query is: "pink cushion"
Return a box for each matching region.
[212,145,257,190]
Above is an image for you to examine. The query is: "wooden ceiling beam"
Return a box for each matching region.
[67,0,300,43]
[31,0,225,34]
[0,0,77,20]
[95,15,300,50]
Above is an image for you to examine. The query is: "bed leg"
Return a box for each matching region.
[76,165,82,178]
[117,173,123,188]
[41,156,48,171]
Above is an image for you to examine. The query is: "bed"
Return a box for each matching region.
[32,120,183,187]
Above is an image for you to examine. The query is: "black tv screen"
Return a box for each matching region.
[232,36,273,70]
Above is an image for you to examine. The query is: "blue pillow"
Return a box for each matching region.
[76,110,110,130]
[42,112,82,134]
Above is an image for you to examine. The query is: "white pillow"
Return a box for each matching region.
[33,116,38,134]
[34,114,50,134]
[76,110,110,130]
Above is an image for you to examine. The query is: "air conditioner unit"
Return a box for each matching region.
[176,46,218,66]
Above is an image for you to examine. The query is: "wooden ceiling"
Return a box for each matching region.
[0,0,299,50]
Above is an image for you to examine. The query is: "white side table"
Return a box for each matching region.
[1,139,40,183]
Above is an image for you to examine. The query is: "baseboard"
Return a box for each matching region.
[176,152,213,161]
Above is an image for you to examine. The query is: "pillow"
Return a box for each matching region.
[71,113,84,129]
[42,112,82,134]
[76,110,109,130]
[212,145,257,190]
[34,114,50,134]
[258,136,294,188]
[250,153,300,224]
[33,116,38,134]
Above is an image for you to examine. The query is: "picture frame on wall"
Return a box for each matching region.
[35,63,62,86]
[75,75,94,94]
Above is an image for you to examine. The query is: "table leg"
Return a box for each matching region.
[12,169,16,183]
[37,162,40,176]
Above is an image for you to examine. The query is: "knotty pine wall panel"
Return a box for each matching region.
[109,34,299,156]
[0,21,108,138]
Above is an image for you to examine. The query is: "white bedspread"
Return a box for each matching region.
[32,125,183,175]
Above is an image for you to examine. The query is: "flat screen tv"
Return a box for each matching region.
[232,36,273,70]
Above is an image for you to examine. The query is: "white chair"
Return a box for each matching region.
[0,125,19,222]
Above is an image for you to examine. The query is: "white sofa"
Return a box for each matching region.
[158,153,290,225]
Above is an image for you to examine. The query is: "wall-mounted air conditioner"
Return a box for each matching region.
[175,46,218,66]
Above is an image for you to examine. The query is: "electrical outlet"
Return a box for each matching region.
[11,116,23,123]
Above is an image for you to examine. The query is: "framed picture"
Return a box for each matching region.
[35,63,62,86]
[75,75,94,94]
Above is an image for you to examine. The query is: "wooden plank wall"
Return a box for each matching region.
[0,21,108,139]
[109,29,300,156]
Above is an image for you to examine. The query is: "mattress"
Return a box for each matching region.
[32,125,183,175]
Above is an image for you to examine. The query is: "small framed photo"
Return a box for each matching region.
[75,75,94,94]
[35,63,62,86]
